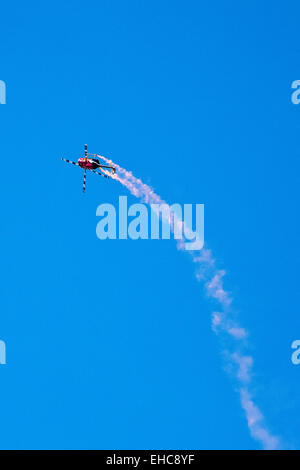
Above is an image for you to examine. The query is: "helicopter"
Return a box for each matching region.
[62,144,116,192]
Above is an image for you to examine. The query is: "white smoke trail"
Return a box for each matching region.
[99,155,281,450]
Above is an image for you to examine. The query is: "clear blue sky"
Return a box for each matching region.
[0,0,299,450]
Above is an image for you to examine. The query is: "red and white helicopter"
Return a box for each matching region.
[62,145,116,192]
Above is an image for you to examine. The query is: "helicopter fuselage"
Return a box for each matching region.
[78,157,100,170]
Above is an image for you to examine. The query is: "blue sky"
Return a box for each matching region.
[0,0,300,449]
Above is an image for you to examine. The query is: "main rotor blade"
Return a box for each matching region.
[86,168,109,179]
[83,169,87,192]
[62,158,80,166]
